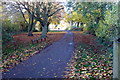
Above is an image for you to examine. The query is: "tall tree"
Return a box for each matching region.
[16,1,37,36]
[34,2,64,38]
[16,1,64,38]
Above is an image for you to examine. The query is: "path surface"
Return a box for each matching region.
[2,32,74,78]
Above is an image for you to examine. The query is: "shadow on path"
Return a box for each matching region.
[2,32,74,78]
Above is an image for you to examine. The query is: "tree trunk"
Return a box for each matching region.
[28,25,34,36]
[41,25,48,38]
[113,38,120,80]
[75,22,77,26]
[118,2,120,38]
[77,22,80,27]
[47,22,50,32]
[28,31,33,36]
[28,20,37,36]
[71,21,73,26]
[28,25,33,36]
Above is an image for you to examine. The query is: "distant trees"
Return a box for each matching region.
[66,2,119,43]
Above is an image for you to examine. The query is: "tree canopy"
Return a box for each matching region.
[65,2,119,42]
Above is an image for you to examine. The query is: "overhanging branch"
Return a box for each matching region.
[48,7,64,17]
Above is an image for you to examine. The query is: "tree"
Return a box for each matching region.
[66,1,119,44]
[66,2,115,35]
[16,1,37,36]
[16,1,64,38]
[34,2,64,38]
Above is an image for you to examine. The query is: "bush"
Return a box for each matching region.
[2,19,22,43]
[2,19,20,32]
[2,31,13,43]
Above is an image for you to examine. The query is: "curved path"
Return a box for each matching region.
[2,32,74,78]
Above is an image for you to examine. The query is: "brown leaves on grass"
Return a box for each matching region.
[64,32,113,79]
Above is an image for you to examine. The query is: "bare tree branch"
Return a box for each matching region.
[48,7,64,17]
[16,2,28,24]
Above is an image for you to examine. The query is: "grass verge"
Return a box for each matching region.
[2,42,48,72]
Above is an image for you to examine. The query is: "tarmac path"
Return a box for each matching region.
[2,32,74,78]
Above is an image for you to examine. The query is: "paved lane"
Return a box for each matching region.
[2,32,74,78]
